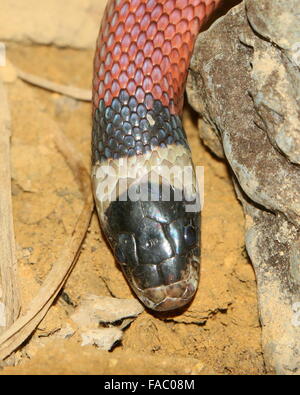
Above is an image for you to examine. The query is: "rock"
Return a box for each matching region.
[56,323,76,339]
[81,328,123,351]
[187,0,300,374]
[70,294,144,351]
[0,0,108,49]
[70,294,144,329]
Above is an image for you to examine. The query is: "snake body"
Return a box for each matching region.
[92,0,221,311]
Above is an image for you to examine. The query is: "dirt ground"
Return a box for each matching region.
[0,1,265,375]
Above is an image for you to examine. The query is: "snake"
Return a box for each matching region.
[91,0,222,311]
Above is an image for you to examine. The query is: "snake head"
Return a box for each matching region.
[105,182,200,311]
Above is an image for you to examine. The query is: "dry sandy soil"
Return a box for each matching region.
[0,0,265,375]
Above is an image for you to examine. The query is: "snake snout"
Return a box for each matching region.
[142,282,197,312]
[133,254,199,311]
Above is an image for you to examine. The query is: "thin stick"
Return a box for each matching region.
[16,68,92,102]
[0,79,20,333]
[0,122,94,361]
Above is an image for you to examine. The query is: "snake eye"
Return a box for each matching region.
[115,233,139,267]
[115,245,126,263]
[184,225,196,247]
[115,234,133,264]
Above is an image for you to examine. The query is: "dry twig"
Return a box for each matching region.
[0,78,20,333]
[17,68,91,101]
[0,95,94,360]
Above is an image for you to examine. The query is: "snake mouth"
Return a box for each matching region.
[130,255,199,312]
[139,279,197,311]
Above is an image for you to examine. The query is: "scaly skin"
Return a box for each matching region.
[93,0,222,116]
[92,0,222,311]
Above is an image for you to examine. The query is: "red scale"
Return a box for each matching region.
[93,0,221,115]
